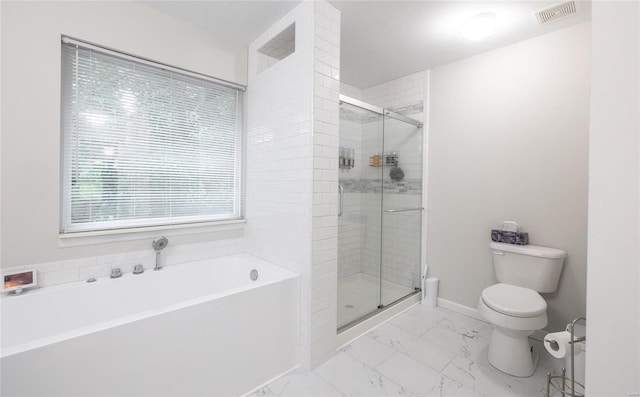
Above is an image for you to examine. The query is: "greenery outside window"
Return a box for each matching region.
[61,37,245,234]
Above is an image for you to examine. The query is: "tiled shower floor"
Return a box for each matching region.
[338,273,415,328]
[251,304,563,396]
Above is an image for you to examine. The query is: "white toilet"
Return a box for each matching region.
[478,242,566,377]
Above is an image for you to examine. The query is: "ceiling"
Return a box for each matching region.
[142,1,591,88]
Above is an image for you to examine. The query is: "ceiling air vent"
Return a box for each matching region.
[534,1,579,25]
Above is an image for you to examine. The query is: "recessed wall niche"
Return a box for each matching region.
[256,23,295,73]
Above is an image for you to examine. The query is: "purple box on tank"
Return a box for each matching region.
[491,229,504,242]
[491,230,529,245]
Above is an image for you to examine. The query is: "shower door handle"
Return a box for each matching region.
[338,184,344,217]
[383,207,424,213]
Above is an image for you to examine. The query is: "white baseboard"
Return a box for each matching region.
[435,298,557,342]
[436,297,487,323]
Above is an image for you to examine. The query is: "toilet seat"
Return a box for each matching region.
[481,283,546,318]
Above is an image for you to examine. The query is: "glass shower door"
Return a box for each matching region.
[337,95,424,331]
[380,115,423,307]
[337,101,384,329]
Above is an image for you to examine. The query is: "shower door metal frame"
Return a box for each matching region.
[337,95,424,333]
[339,95,423,128]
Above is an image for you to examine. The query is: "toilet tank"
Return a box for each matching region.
[490,242,566,293]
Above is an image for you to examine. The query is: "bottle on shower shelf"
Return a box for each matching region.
[372,152,380,166]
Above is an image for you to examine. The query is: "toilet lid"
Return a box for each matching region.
[481,283,547,318]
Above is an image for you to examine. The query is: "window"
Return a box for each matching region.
[61,37,245,234]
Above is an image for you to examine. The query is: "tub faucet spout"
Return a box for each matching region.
[154,252,163,271]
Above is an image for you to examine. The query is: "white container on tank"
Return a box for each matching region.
[423,277,439,308]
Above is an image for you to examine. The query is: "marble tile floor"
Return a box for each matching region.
[251,304,566,397]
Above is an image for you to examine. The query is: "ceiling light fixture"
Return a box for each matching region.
[461,13,498,41]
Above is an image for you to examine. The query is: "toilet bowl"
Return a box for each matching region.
[478,242,566,377]
[478,283,548,377]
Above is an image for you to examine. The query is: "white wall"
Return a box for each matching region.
[0,1,247,268]
[246,1,340,370]
[586,2,640,394]
[427,22,591,331]
[310,1,341,364]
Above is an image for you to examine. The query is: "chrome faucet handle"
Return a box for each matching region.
[110,268,122,278]
[133,264,144,275]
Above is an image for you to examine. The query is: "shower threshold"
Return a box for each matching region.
[337,272,421,334]
[337,290,420,334]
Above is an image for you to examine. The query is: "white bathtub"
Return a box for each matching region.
[1,253,300,396]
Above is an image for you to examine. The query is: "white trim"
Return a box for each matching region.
[59,219,246,247]
[436,297,487,323]
[437,297,557,339]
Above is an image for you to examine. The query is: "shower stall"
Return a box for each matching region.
[337,95,424,332]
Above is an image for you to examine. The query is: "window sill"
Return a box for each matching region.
[58,219,247,248]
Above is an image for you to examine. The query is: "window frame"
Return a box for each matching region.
[59,36,247,237]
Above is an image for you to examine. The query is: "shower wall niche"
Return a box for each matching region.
[337,95,423,330]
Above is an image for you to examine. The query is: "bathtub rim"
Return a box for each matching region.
[1,253,298,358]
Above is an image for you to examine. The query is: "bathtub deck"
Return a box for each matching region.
[1,254,300,397]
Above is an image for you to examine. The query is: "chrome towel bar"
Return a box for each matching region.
[384,207,424,213]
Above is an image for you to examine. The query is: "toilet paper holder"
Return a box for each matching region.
[544,335,586,351]
[545,316,586,397]
[569,335,586,344]
[545,339,560,351]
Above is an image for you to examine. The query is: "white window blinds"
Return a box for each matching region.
[61,38,245,233]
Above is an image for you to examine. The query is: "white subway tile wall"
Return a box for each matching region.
[336,116,362,280]
[311,0,340,368]
[246,2,314,274]
[337,191,362,280]
[363,71,426,111]
[246,2,315,371]
[339,83,363,101]
[1,236,245,288]
[338,73,426,294]
[246,0,340,371]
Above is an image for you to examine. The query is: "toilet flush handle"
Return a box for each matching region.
[493,250,505,256]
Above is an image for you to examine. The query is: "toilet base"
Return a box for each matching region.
[487,326,538,377]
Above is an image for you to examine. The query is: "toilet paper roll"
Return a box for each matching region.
[544,331,582,359]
